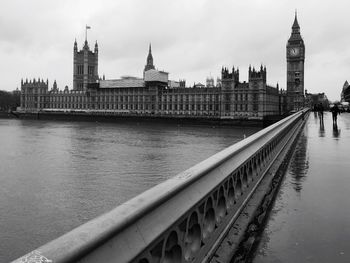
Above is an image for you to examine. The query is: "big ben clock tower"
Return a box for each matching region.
[287,12,305,111]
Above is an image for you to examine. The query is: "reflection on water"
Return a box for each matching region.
[332,123,341,138]
[289,133,309,192]
[319,116,325,137]
[253,113,350,263]
[0,119,260,262]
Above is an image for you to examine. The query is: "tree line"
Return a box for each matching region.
[0,90,20,111]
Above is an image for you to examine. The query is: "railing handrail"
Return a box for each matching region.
[13,109,308,263]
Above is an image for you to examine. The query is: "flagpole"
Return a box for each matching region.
[85,25,87,42]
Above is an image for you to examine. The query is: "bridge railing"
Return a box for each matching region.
[13,109,308,263]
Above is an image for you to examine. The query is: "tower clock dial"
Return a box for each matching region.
[289,47,300,56]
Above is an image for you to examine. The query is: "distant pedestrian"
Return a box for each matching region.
[330,104,341,124]
[318,103,324,121]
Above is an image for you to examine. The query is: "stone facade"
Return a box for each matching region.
[20,65,284,119]
[286,12,305,111]
[20,78,49,110]
[341,80,349,102]
[20,34,288,119]
[343,82,350,104]
[73,39,98,91]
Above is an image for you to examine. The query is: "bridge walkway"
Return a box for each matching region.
[252,112,350,263]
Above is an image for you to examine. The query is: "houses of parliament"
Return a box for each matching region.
[20,14,305,119]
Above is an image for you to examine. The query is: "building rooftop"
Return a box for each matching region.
[99,78,145,89]
[144,69,168,83]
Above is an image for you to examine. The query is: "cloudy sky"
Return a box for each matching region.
[1,0,349,101]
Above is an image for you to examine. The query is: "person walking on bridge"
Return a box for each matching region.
[330,104,341,125]
[317,103,324,122]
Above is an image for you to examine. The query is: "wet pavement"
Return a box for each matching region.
[252,112,350,263]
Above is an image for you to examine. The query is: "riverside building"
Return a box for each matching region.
[21,17,301,119]
[20,41,286,119]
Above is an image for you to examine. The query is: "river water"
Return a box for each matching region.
[0,119,260,262]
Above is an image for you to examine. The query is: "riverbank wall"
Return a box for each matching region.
[14,111,286,127]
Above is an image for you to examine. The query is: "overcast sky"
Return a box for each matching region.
[1,0,349,101]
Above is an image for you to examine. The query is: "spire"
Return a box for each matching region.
[53,80,57,91]
[292,10,299,28]
[83,39,89,50]
[74,38,78,52]
[144,43,155,72]
[292,10,300,34]
[147,43,153,63]
[288,10,303,43]
[94,40,98,53]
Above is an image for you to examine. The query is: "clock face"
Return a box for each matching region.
[290,47,300,56]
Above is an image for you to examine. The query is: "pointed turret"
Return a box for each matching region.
[144,43,155,73]
[288,10,304,44]
[290,10,301,37]
[147,43,154,66]
[52,80,58,91]
[292,10,300,30]
[94,41,98,53]
[83,39,89,51]
[74,38,78,52]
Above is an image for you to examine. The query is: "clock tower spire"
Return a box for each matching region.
[287,11,305,111]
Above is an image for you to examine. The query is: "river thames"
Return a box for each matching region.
[0,119,260,262]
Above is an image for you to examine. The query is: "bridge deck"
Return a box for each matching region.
[253,112,350,262]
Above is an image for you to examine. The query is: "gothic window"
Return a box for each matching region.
[77,65,84,75]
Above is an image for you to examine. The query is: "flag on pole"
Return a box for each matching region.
[85,25,91,41]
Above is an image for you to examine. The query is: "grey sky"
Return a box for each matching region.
[1,0,349,101]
